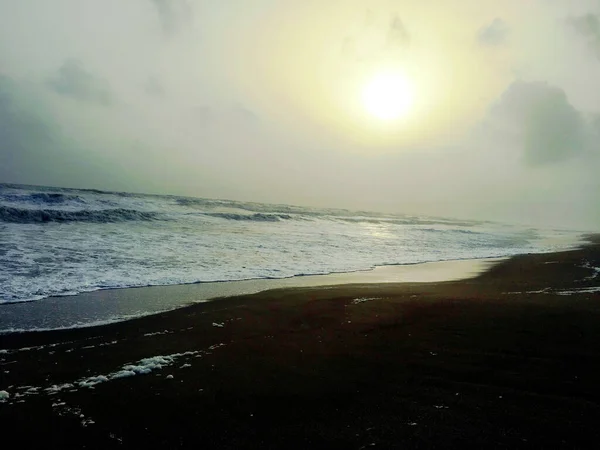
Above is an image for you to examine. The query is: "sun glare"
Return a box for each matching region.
[362,73,414,121]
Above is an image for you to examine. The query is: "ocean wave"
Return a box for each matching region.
[333,216,480,227]
[0,206,160,224]
[175,197,233,208]
[175,196,327,217]
[1,192,86,205]
[418,227,480,235]
[203,212,292,222]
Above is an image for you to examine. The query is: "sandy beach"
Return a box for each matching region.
[1,236,600,449]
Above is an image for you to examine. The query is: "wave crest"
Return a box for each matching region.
[0,206,160,224]
[1,192,86,205]
[204,212,292,222]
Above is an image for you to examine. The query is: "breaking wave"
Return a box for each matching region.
[1,192,86,205]
[0,183,581,313]
[0,206,160,224]
[202,212,293,222]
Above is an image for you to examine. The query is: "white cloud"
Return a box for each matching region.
[149,0,192,37]
[477,18,509,46]
[485,81,588,166]
[47,59,113,106]
[567,13,600,59]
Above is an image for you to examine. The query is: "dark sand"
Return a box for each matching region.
[2,237,600,449]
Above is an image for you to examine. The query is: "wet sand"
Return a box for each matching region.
[0,257,501,332]
[1,237,600,448]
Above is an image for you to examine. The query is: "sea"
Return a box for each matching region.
[0,183,583,331]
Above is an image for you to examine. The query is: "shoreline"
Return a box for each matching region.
[0,256,505,333]
[1,236,600,448]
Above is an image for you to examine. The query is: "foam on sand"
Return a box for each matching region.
[2,344,226,405]
[351,297,381,305]
[556,287,600,295]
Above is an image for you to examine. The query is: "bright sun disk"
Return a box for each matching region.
[362,73,414,121]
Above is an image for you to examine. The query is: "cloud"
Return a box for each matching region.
[386,14,410,49]
[342,11,409,60]
[0,76,56,180]
[191,104,259,128]
[189,105,214,128]
[230,105,259,124]
[150,0,192,37]
[144,76,165,97]
[47,59,112,106]
[477,18,509,46]
[485,81,588,166]
[567,13,600,59]
[591,113,600,134]
[0,74,174,192]
[0,75,98,185]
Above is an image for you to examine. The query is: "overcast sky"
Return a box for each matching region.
[1,0,599,228]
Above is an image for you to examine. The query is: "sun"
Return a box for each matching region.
[362,73,414,121]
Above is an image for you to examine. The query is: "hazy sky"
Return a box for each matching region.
[1,0,600,228]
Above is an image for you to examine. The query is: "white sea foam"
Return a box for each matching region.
[580,261,600,280]
[351,297,380,305]
[4,344,226,405]
[555,287,600,295]
[143,330,173,337]
[79,375,109,388]
[504,287,600,295]
[45,383,74,394]
[111,370,136,379]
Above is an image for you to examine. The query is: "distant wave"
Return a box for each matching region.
[203,212,293,222]
[419,227,480,235]
[1,192,86,205]
[335,216,480,227]
[175,196,328,218]
[176,197,233,208]
[0,206,160,224]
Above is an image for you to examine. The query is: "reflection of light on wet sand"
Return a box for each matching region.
[310,258,504,285]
